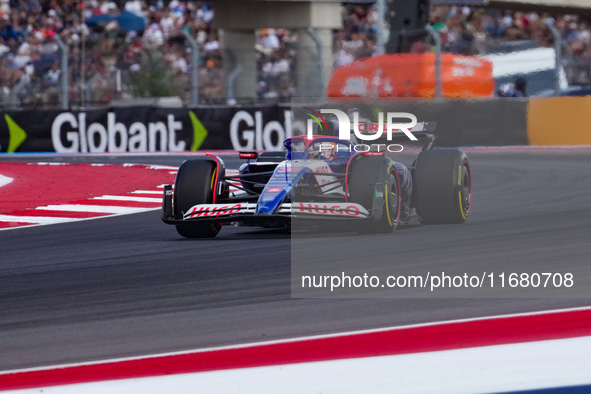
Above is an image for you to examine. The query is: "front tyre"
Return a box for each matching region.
[414,149,472,224]
[174,160,222,238]
[348,157,401,233]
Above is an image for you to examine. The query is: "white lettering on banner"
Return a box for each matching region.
[149,122,167,152]
[79,113,87,152]
[87,122,107,152]
[128,122,148,152]
[51,112,187,153]
[167,115,184,151]
[284,110,292,138]
[229,110,289,151]
[255,111,263,151]
[107,112,127,152]
[263,121,284,150]
[230,111,255,150]
[51,112,78,153]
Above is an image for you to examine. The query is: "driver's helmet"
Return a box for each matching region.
[307,143,321,159]
[308,142,336,161]
[320,142,337,161]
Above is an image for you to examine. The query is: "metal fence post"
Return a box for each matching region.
[425,25,442,98]
[376,0,385,55]
[10,74,30,108]
[306,27,325,97]
[84,74,101,105]
[182,28,200,106]
[227,63,243,100]
[54,35,69,109]
[223,48,243,100]
[545,20,562,96]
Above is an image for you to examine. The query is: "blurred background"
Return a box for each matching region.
[1,0,590,109]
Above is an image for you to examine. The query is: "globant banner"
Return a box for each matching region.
[1,100,532,153]
[0,105,292,153]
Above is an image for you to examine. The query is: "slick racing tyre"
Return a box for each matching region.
[414,149,472,224]
[348,156,401,233]
[174,159,222,238]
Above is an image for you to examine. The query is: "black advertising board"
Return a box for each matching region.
[0,105,291,153]
[0,101,527,153]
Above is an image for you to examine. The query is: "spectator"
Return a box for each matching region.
[256,28,297,100]
[261,28,280,51]
[498,76,528,97]
[334,41,355,67]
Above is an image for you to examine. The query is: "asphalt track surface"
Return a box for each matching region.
[1,150,590,371]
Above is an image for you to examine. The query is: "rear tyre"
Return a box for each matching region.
[348,157,400,233]
[414,149,471,224]
[174,160,222,238]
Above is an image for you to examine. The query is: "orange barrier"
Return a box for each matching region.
[527,97,591,145]
[327,53,495,98]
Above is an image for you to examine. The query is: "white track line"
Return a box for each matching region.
[2,305,590,376]
[0,174,13,188]
[0,215,79,224]
[15,337,589,394]
[35,205,155,214]
[0,208,160,232]
[131,190,163,195]
[92,196,162,203]
[147,165,179,170]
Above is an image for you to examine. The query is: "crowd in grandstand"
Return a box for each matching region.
[338,4,591,76]
[1,0,591,106]
[0,0,224,105]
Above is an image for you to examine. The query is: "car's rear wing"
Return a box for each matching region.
[351,121,437,149]
[354,120,436,137]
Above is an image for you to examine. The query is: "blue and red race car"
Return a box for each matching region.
[161,125,472,238]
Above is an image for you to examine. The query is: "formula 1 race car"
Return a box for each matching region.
[161,123,472,238]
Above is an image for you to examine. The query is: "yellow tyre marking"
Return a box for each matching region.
[459,190,467,220]
[385,162,396,228]
[210,168,217,191]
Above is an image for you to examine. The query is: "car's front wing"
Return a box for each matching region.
[162,199,370,229]
[182,202,369,220]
